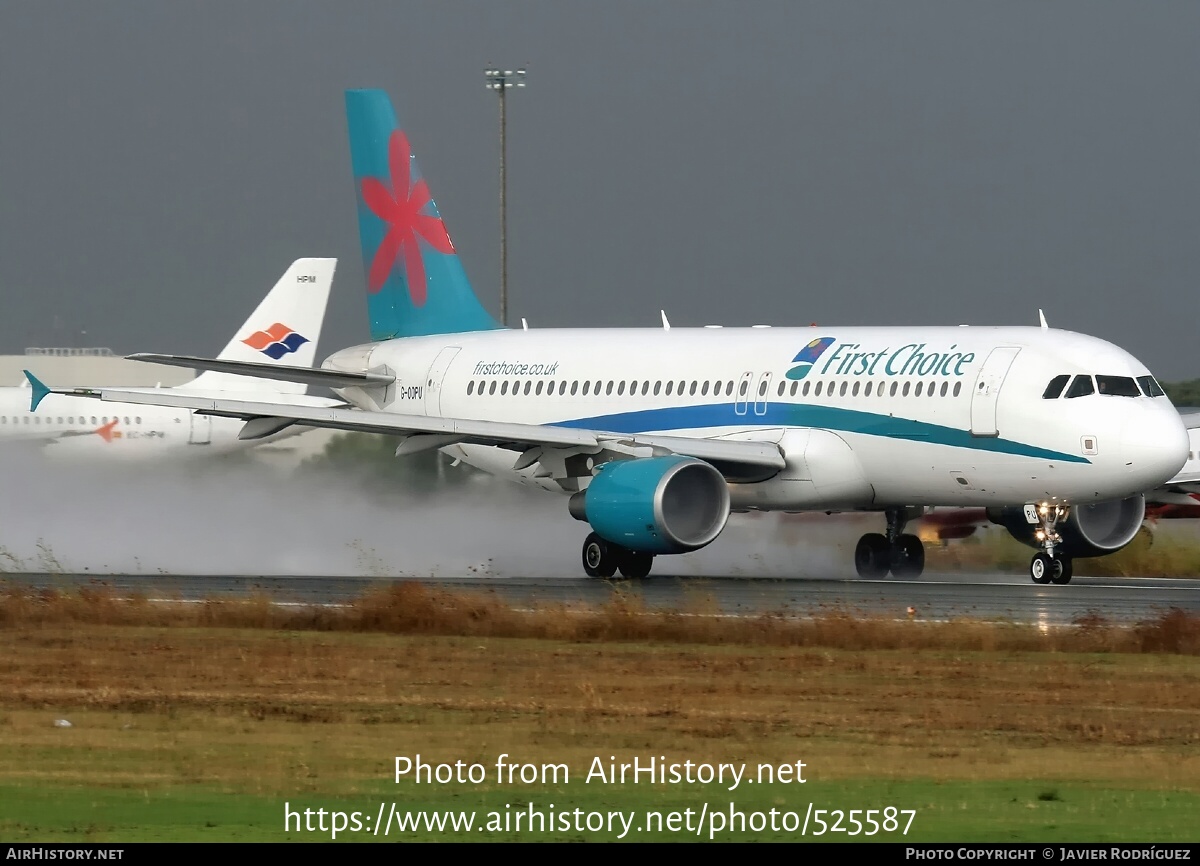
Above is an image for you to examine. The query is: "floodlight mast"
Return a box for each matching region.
[484,66,525,327]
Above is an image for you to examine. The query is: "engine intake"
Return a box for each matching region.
[569,456,730,554]
[988,494,1146,558]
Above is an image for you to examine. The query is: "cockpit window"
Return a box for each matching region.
[1095,376,1141,397]
[1065,375,1095,398]
[1042,375,1070,399]
[1137,375,1166,398]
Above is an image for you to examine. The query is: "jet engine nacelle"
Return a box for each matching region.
[987,494,1146,558]
[568,456,730,554]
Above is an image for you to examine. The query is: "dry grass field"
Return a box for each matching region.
[1,584,1199,840]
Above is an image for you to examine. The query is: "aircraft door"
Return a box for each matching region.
[754,372,773,416]
[423,347,461,417]
[188,412,212,445]
[969,347,1021,437]
[735,371,754,416]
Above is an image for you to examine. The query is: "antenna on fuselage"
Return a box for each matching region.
[1038,309,1049,329]
[521,317,529,330]
[660,310,671,330]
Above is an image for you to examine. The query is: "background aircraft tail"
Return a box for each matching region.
[179,258,337,394]
[345,88,500,341]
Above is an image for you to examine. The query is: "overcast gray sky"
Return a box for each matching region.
[1,2,1197,379]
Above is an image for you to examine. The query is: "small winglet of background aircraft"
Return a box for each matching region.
[9,258,342,456]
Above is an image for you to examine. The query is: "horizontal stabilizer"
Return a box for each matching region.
[127,354,395,390]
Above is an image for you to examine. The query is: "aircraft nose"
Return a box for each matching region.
[1120,405,1189,488]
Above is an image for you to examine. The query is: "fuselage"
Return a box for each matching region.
[323,325,1189,511]
[0,388,301,457]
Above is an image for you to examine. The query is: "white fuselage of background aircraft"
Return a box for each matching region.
[0,387,309,457]
[325,324,1187,509]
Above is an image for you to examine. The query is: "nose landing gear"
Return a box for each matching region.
[1028,503,1074,584]
[855,507,926,579]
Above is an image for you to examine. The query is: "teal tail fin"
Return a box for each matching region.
[345,89,501,341]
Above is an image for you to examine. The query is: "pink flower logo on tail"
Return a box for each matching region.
[360,130,455,307]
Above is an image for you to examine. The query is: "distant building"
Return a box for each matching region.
[0,347,195,388]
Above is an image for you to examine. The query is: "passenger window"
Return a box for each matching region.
[690,382,698,396]
[595,380,602,394]
[582,381,591,396]
[802,381,811,396]
[524,381,532,395]
[790,381,798,397]
[630,380,638,394]
[606,381,614,396]
[653,381,661,396]
[838,382,847,396]
[1065,376,1095,398]
[1042,375,1070,399]
[889,382,898,397]
[901,383,910,397]
[953,382,961,397]
[815,382,823,397]
[1096,376,1140,397]
[939,382,948,397]
[665,381,673,396]
[136,417,141,424]
[488,381,497,395]
[864,382,872,397]
[570,381,579,396]
[777,381,786,397]
[679,380,686,394]
[759,380,769,396]
[536,381,544,396]
[501,381,509,395]
[915,382,923,397]
[738,380,748,397]
[559,381,568,396]
[467,381,474,395]
[1137,375,1165,398]
[617,381,626,396]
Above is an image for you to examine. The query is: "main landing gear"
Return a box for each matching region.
[855,507,926,579]
[1028,503,1073,585]
[582,532,655,579]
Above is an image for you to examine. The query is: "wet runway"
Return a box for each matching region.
[4,571,1198,626]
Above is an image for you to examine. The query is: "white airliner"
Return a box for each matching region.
[39,90,1192,584]
[15,258,340,458]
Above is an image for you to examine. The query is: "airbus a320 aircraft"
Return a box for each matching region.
[18,258,341,458]
[44,90,1190,584]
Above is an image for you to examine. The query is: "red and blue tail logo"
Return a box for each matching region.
[242,322,309,359]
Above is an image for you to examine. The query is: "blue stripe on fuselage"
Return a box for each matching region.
[552,402,1090,464]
